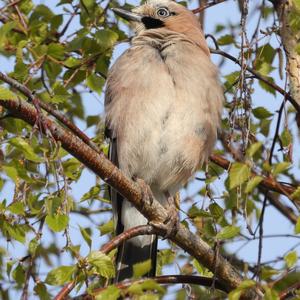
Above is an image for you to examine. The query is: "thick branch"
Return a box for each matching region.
[0,97,256,299]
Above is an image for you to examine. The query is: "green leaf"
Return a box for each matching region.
[295,43,300,55]
[81,185,101,201]
[45,214,69,232]
[217,34,235,45]
[127,279,165,295]
[245,176,263,193]
[295,217,300,234]
[0,21,16,48]
[263,287,279,300]
[284,251,298,268]
[281,128,293,147]
[291,186,300,201]
[29,238,39,255]
[95,285,120,300]
[95,29,118,49]
[256,44,276,66]
[257,62,275,76]
[87,251,115,278]
[216,225,240,240]
[86,74,105,94]
[209,203,224,219]
[272,162,291,176]
[259,77,276,95]
[62,158,82,180]
[253,107,273,119]
[229,162,251,189]
[229,289,242,300]
[99,219,114,236]
[261,266,280,280]
[12,264,25,285]
[238,279,256,289]
[188,206,211,218]
[0,86,17,100]
[79,226,92,248]
[9,137,43,162]
[34,282,51,300]
[45,265,75,285]
[133,259,152,278]
[4,223,26,243]
[246,142,262,157]
[7,202,25,215]
[47,43,65,60]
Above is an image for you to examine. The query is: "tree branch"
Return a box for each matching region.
[192,0,228,14]
[0,97,257,299]
[210,49,300,113]
[74,275,228,300]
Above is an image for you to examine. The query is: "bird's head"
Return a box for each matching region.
[112,0,209,55]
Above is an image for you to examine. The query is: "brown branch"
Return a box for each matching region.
[0,97,257,299]
[10,0,28,32]
[279,280,300,300]
[192,0,228,14]
[75,275,228,300]
[258,187,298,224]
[210,49,300,113]
[100,225,156,254]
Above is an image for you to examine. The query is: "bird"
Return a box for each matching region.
[105,0,224,282]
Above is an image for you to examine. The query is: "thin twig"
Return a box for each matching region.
[192,0,227,14]
[210,49,300,113]
[10,0,27,31]
[253,194,268,281]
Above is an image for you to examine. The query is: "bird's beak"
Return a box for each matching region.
[112,8,142,23]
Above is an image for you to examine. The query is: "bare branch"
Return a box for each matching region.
[192,0,228,14]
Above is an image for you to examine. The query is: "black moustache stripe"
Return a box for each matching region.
[141,17,165,29]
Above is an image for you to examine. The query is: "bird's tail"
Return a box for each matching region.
[114,233,157,282]
[108,138,158,282]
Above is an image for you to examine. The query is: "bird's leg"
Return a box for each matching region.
[150,192,180,239]
[163,192,180,238]
[133,177,154,207]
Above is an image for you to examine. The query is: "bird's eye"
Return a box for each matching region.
[156,7,170,17]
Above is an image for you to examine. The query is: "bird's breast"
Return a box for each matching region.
[105,39,223,193]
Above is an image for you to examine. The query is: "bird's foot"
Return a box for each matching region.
[133,177,154,206]
[150,196,179,239]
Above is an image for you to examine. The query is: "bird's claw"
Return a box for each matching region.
[133,177,154,206]
[150,202,179,239]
